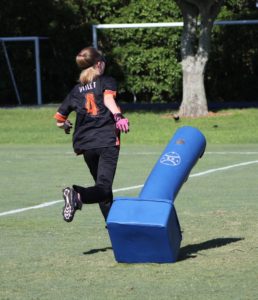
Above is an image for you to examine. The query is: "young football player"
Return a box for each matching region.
[54,47,129,223]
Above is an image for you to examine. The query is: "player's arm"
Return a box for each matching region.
[54,112,73,134]
[54,90,75,134]
[104,92,129,133]
[103,92,120,114]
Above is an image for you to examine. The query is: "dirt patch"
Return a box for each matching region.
[205,111,233,117]
[162,111,233,119]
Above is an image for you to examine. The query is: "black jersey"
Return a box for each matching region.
[54,75,119,153]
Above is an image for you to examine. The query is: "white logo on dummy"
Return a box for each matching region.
[160,152,181,166]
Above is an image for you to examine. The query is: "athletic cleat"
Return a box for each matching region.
[62,187,82,222]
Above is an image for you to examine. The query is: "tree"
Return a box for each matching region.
[175,0,224,117]
[103,0,182,103]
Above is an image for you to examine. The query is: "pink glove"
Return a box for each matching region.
[114,113,129,133]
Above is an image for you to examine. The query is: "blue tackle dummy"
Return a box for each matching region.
[107,126,206,263]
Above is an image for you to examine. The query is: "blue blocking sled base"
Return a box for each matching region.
[107,126,206,263]
[107,198,182,263]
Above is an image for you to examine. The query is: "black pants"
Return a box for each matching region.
[73,146,119,221]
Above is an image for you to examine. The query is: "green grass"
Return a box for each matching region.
[0,107,258,144]
[0,107,258,299]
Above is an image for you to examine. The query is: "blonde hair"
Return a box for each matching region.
[76,47,103,84]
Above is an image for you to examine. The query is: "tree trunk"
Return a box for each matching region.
[179,55,208,117]
[176,0,224,118]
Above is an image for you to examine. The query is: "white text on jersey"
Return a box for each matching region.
[79,81,96,93]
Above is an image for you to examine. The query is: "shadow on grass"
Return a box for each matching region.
[178,237,244,261]
[83,247,112,255]
[83,238,244,258]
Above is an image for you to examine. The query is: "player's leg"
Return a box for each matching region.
[82,148,109,219]
[62,149,98,223]
[61,147,118,222]
[83,148,99,182]
[73,146,119,220]
[96,146,119,220]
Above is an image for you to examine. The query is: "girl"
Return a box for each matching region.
[54,47,129,223]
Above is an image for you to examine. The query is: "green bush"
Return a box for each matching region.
[103,0,182,103]
[1,0,258,105]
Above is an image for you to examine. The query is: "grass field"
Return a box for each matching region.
[0,107,258,299]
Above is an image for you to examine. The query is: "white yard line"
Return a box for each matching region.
[68,151,258,156]
[0,201,62,217]
[121,151,258,155]
[0,186,144,217]
[1,160,258,217]
[190,160,258,177]
[205,151,258,155]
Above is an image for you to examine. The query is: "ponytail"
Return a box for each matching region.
[76,47,103,84]
[78,67,99,84]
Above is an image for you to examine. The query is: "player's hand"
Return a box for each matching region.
[114,113,129,133]
[63,120,73,134]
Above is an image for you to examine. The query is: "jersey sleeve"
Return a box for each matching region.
[102,76,117,98]
[54,87,76,121]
